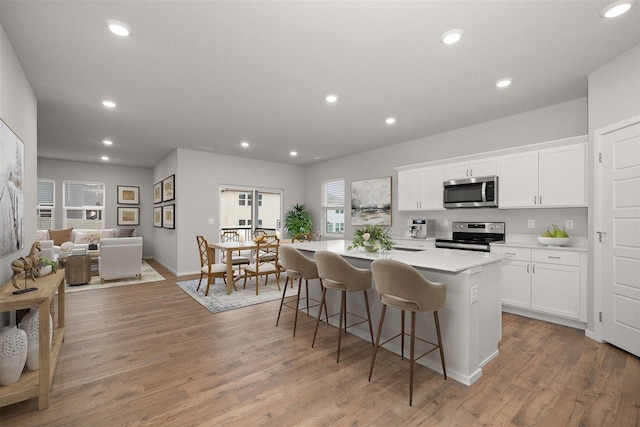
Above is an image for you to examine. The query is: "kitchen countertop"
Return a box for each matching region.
[289,239,505,273]
[493,234,588,252]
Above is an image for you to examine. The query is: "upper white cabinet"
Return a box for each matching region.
[445,158,497,180]
[498,143,586,208]
[398,165,445,211]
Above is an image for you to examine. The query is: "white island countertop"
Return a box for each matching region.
[289,240,505,273]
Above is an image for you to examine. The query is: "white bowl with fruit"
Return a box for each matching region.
[538,225,571,246]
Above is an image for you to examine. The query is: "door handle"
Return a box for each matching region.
[534,195,537,205]
[527,264,529,273]
[532,264,536,274]
[548,256,561,259]
[597,231,606,242]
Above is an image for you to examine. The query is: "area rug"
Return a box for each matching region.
[65,261,165,293]
[176,276,297,314]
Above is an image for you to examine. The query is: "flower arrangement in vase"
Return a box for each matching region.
[347,225,394,252]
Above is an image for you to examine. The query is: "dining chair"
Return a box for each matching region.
[369,259,447,406]
[243,235,282,295]
[220,230,251,277]
[312,251,375,363]
[196,235,231,296]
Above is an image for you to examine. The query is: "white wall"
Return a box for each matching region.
[0,23,38,326]
[37,158,154,257]
[153,148,305,275]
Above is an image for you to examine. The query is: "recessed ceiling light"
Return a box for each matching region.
[326,94,338,103]
[496,78,512,88]
[106,19,131,37]
[103,139,113,145]
[441,29,464,45]
[102,100,116,108]
[101,156,110,161]
[385,117,396,125]
[600,0,635,18]
[241,141,250,148]
[290,151,298,156]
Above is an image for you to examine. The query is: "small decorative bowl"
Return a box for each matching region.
[538,236,571,246]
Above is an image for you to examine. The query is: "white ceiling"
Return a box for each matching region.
[1,1,639,168]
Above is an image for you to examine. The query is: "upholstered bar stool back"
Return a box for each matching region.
[369,259,447,406]
[276,246,328,336]
[312,251,374,363]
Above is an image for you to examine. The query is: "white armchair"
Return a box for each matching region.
[98,237,143,283]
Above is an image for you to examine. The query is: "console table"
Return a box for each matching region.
[0,270,65,410]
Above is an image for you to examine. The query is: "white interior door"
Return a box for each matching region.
[598,120,640,357]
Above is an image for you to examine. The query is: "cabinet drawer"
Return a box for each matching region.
[532,249,580,266]
[491,246,531,261]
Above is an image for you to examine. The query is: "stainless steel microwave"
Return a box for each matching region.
[443,175,498,208]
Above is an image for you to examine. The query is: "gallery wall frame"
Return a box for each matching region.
[153,206,163,228]
[162,204,175,229]
[117,185,140,205]
[162,174,175,202]
[0,118,25,257]
[153,182,162,204]
[350,176,392,226]
[117,207,140,226]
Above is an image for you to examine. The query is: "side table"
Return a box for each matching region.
[65,254,91,285]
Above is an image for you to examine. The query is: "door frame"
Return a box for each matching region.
[591,114,640,343]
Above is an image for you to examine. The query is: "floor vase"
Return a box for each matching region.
[0,326,28,386]
[19,308,53,371]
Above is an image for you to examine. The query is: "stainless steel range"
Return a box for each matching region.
[435,221,505,252]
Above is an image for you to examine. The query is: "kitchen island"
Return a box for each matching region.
[289,240,504,386]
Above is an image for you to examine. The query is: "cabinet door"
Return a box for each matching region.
[501,260,531,309]
[397,169,421,211]
[419,165,445,210]
[531,263,580,319]
[538,143,586,207]
[444,162,470,180]
[498,151,539,208]
[469,158,497,178]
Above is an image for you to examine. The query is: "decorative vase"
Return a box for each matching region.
[364,243,380,253]
[19,308,53,371]
[0,326,28,386]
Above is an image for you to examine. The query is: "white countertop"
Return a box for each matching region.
[494,234,588,252]
[289,240,504,273]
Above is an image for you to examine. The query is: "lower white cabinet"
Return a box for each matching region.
[492,245,586,324]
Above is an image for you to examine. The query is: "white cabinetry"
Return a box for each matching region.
[445,157,497,180]
[498,143,586,208]
[397,165,444,211]
[492,245,585,325]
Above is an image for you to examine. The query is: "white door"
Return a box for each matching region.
[497,151,539,208]
[419,165,445,210]
[397,169,421,211]
[599,120,640,357]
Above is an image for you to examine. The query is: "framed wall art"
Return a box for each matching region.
[162,204,175,229]
[162,174,175,202]
[351,176,392,226]
[117,185,140,205]
[153,206,163,228]
[0,118,25,257]
[153,181,162,204]
[117,207,140,226]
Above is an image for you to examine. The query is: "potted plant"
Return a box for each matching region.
[283,204,313,238]
[347,225,394,252]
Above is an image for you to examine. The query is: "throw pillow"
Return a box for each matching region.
[75,231,101,244]
[36,230,49,241]
[48,228,73,246]
[100,229,116,238]
[115,228,135,238]
[60,241,74,253]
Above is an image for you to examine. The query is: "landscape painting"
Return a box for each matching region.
[351,176,391,226]
[0,119,25,258]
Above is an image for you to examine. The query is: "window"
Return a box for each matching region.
[221,186,282,241]
[239,193,249,206]
[37,179,55,230]
[322,178,345,236]
[63,181,105,229]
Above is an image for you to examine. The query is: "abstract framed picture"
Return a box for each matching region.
[153,181,162,204]
[117,185,140,205]
[153,206,163,228]
[117,207,140,226]
[162,204,175,229]
[351,176,392,226]
[162,174,175,202]
[0,118,25,257]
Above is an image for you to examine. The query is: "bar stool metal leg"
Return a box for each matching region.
[311,288,328,348]
[369,305,387,381]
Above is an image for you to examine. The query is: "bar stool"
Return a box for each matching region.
[276,246,328,336]
[312,251,374,363]
[369,259,447,406]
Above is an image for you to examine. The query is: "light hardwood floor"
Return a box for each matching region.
[1,259,638,426]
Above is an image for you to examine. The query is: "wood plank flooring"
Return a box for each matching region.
[1,259,638,426]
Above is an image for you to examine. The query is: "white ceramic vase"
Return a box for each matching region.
[19,308,53,371]
[0,326,28,386]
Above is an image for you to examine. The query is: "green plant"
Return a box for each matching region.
[283,204,313,237]
[347,225,394,251]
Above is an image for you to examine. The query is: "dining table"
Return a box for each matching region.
[208,240,258,294]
